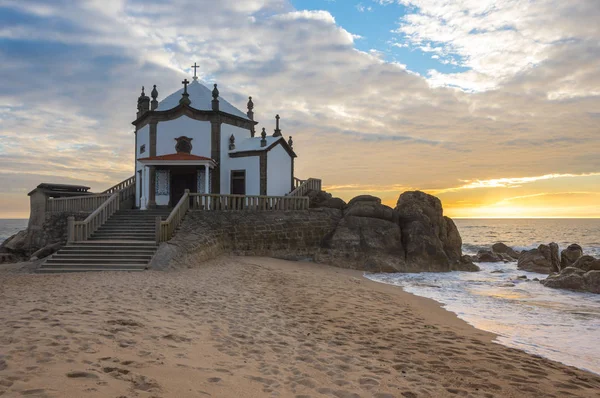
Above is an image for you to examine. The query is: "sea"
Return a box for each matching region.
[367,218,600,375]
[2,218,600,374]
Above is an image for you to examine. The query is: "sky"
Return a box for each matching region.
[0,0,599,219]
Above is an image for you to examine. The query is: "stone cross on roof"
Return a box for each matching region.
[191,62,199,81]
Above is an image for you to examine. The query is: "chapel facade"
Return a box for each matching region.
[133,72,296,209]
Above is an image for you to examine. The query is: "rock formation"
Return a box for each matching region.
[517,244,560,274]
[492,242,520,259]
[560,244,583,270]
[161,190,479,274]
[542,255,600,294]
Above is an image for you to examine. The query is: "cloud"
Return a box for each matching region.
[380,0,600,94]
[0,0,598,217]
[434,172,600,193]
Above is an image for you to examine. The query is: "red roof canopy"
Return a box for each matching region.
[137,153,214,162]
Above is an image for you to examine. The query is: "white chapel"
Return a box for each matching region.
[133,69,296,209]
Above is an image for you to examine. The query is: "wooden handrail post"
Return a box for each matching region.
[67,216,75,243]
[155,216,162,244]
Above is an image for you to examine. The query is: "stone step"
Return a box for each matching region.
[46,257,149,265]
[37,266,146,273]
[60,249,156,255]
[67,241,157,247]
[97,227,156,232]
[50,253,153,260]
[91,232,156,237]
[88,237,155,242]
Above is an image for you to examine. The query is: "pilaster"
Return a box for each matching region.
[210,118,221,193]
[148,123,157,207]
[260,153,267,196]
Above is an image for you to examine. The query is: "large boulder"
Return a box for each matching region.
[572,255,600,272]
[474,250,503,263]
[345,196,397,223]
[561,244,583,270]
[318,215,406,273]
[307,190,333,208]
[542,266,600,294]
[29,242,62,261]
[584,271,600,294]
[316,197,346,210]
[347,195,381,207]
[0,230,30,263]
[395,191,478,272]
[491,242,520,259]
[517,244,559,274]
[542,267,587,291]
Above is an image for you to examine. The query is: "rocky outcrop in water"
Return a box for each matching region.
[517,244,560,274]
[542,255,600,294]
[560,244,583,270]
[470,242,519,263]
[394,191,478,272]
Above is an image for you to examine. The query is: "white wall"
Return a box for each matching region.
[220,124,252,194]
[135,125,150,207]
[222,156,260,195]
[157,116,211,157]
[267,144,292,196]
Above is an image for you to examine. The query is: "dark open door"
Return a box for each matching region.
[231,170,246,195]
[171,171,196,205]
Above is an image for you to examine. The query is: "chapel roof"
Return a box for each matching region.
[156,80,250,120]
[229,136,297,158]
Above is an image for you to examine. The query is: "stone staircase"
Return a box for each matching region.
[38,209,172,273]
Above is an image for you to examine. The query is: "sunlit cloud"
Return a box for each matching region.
[433,173,600,194]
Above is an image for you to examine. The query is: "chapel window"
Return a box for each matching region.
[140,144,146,154]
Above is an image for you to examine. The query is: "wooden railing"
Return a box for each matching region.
[190,194,310,211]
[288,178,322,197]
[157,190,190,243]
[68,193,120,242]
[66,176,136,242]
[103,175,136,195]
[48,194,112,213]
[47,175,135,213]
[293,177,304,189]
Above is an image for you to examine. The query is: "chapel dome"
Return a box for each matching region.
[156,80,250,120]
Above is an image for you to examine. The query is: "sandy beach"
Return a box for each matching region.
[1,257,599,398]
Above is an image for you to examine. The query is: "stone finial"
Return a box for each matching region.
[247,96,256,137]
[288,135,293,148]
[212,84,219,111]
[150,85,159,110]
[273,114,282,137]
[138,86,150,116]
[247,96,254,120]
[229,134,235,150]
[260,127,267,147]
[179,79,191,106]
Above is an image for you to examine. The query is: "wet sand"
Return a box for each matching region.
[1,256,599,397]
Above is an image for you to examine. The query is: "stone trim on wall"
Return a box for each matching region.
[259,152,267,195]
[229,139,297,159]
[211,120,221,193]
[132,105,257,131]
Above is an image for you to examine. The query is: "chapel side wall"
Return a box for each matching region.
[223,157,260,196]
[156,116,211,157]
[136,125,150,207]
[220,124,252,194]
[267,144,292,196]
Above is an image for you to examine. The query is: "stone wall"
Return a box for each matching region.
[1,211,90,262]
[160,209,342,269]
